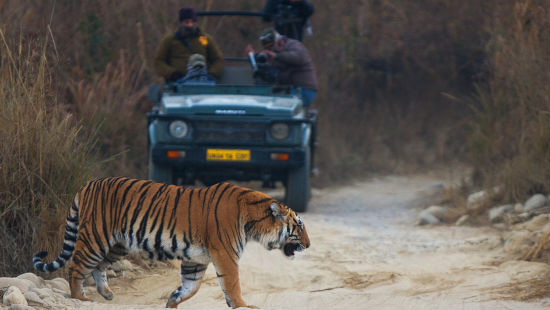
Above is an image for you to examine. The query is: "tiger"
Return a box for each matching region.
[32,177,310,309]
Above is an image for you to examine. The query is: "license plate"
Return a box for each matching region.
[206,149,250,161]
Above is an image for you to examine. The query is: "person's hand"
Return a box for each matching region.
[245,44,255,56]
[260,49,277,59]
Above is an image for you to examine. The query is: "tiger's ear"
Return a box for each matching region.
[270,202,288,221]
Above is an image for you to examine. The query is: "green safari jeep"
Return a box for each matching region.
[147,67,316,212]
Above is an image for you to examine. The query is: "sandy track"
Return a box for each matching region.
[69,175,550,309]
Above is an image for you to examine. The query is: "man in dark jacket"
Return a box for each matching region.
[154,7,224,82]
[262,0,314,41]
[247,28,318,106]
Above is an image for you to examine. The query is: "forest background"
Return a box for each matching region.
[1,0,549,276]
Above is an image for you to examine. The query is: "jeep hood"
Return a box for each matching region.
[160,94,302,117]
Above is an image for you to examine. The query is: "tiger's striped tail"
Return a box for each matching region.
[32,194,80,272]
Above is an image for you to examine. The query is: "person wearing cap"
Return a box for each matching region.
[180,53,216,84]
[262,0,314,41]
[246,28,318,106]
[154,7,224,82]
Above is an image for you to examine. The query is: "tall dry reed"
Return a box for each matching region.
[470,0,550,201]
[66,51,149,178]
[0,30,97,276]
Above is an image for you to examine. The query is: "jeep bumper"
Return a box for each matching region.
[151,144,306,168]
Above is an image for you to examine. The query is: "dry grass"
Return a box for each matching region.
[522,231,550,262]
[470,1,550,202]
[488,271,550,301]
[0,31,97,276]
[66,51,150,178]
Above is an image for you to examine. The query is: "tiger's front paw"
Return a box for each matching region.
[166,290,182,308]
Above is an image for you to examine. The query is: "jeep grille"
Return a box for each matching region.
[193,121,265,145]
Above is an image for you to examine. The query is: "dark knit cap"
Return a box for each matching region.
[179,7,197,22]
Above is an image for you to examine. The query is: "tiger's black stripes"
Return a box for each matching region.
[150,187,171,232]
[182,236,191,260]
[181,265,207,273]
[153,191,171,259]
[187,188,193,243]
[110,177,130,233]
[226,186,244,250]
[78,228,103,264]
[214,183,235,256]
[244,213,272,234]
[202,183,218,247]
[248,198,272,205]
[128,185,153,247]
[146,185,170,234]
[213,183,238,263]
[171,235,179,253]
[119,178,142,235]
[233,188,245,254]
[167,187,182,237]
[100,181,113,249]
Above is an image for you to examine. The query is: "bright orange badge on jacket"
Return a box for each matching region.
[199,36,208,46]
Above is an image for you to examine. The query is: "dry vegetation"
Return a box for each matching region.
[0,0,549,276]
[470,1,550,202]
[0,31,96,276]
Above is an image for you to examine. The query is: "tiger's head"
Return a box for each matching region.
[248,202,310,258]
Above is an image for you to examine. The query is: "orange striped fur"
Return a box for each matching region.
[32,177,310,308]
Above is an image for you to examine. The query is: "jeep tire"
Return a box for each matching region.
[285,146,310,212]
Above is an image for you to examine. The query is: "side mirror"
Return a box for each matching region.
[148,84,161,103]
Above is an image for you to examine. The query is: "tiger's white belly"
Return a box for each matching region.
[185,246,211,265]
[121,233,211,264]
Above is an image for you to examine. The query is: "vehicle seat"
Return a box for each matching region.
[220,66,254,85]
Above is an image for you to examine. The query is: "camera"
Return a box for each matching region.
[255,53,269,64]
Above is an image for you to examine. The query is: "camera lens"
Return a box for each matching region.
[256,53,268,63]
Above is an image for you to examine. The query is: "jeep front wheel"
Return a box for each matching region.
[285,146,310,212]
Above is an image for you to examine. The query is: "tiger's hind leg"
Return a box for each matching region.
[165,262,208,308]
[93,243,129,300]
[69,241,105,301]
[70,236,127,301]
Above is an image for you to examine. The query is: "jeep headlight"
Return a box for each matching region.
[169,120,189,139]
[270,122,290,140]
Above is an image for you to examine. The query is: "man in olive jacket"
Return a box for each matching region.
[154,7,224,82]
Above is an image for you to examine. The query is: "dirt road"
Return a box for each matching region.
[50,175,550,309]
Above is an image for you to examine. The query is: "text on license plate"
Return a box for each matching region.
[206,149,250,161]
